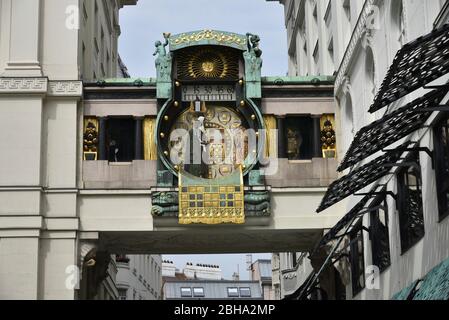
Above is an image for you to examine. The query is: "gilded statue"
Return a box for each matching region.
[287,128,301,160]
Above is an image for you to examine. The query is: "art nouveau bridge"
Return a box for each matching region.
[0,30,342,299]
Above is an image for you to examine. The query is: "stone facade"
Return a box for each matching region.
[273,0,449,300]
[116,255,162,300]
[0,1,340,300]
[0,0,138,300]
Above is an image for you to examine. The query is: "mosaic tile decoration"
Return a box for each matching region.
[178,168,244,224]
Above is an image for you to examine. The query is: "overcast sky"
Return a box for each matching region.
[118,0,287,280]
[118,0,288,78]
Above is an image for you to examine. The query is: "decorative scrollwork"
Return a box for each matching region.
[321,119,336,150]
[170,30,246,49]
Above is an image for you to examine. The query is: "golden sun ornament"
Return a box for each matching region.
[177,47,239,80]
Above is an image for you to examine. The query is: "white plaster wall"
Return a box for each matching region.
[0,0,9,75]
[0,191,41,216]
[78,190,342,233]
[0,0,136,301]
[41,99,78,188]
[38,238,77,300]
[333,0,448,300]
[272,190,346,230]
[0,238,40,299]
[351,128,449,299]
[262,96,335,115]
[42,193,78,218]
[79,194,154,231]
[41,0,79,80]
[0,97,43,186]
[84,99,158,117]
[277,0,447,300]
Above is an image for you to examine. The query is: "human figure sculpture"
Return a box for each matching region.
[153,33,172,82]
[195,116,209,154]
[243,33,263,96]
[185,116,210,178]
[246,33,263,58]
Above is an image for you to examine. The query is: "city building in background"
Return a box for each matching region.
[162,260,262,300]
[162,260,223,281]
[116,255,162,300]
[163,280,263,300]
[250,259,274,300]
[273,0,449,300]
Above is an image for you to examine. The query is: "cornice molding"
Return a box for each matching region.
[48,81,83,97]
[0,78,83,97]
[0,77,47,94]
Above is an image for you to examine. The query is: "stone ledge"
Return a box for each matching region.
[0,216,43,229]
[0,77,47,94]
[265,158,338,188]
[0,78,83,97]
[48,81,83,97]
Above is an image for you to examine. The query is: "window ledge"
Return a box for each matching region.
[108,162,133,166]
[288,160,313,164]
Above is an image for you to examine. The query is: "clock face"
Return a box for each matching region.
[167,104,249,179]
[182,84,236,102]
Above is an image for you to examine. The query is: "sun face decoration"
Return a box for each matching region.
[188,49,226,78]
[177,46,239,80]
[201,61,215,74]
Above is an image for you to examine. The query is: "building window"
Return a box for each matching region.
[342,0,352,43]
[349,220,365,297]
[391,0,406,46]
[115,254,130,263]
[343,0,351,22]
[227,287,239,298]
[369,195,391,273]
[285,116,315,160]
[180,287,192,297]
[239,287,251,298]
[193,287,205,298]
[397,153,425,253]
[434,116,449,221]
[291,252,298,269]
[94,38,99,56]
[118,289,127,300]
[82,2,88,24]
[106,118,136,162]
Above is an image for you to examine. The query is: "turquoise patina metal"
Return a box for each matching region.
[243,33,263,99]
[392,257,449,300]
[261,75,335,86]
[154,34,173,99]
